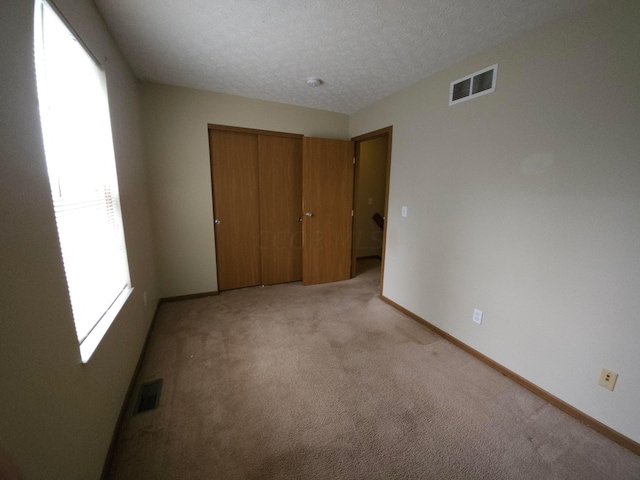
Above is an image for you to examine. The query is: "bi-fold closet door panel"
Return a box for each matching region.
[210,128,302,291]
[258,135,302,286]
[210,129,262,291]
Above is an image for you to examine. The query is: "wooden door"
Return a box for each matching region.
[210,130,261,290]
[258,135,302,285]
[302,137,355,285]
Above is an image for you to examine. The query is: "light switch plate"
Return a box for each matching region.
[401,206,407,217]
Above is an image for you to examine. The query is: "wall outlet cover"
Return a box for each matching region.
[598,368,618,391]
[473,308,483,324]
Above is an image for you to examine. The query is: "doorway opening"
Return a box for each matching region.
[351,127,392,293]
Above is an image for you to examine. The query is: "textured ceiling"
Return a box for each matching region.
[94,0,600,114]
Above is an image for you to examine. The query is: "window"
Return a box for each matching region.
[449,64,498,106]
[34,0,132,362]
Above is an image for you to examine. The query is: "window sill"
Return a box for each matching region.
[79,287,133,363]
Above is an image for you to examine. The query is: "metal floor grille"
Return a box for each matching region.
[135,379,162,414]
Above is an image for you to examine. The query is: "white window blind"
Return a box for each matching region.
[34,0,132,362]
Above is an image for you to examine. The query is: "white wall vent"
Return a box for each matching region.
[449,64,498,106]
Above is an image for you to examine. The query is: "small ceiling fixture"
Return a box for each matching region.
[306,77,323,87]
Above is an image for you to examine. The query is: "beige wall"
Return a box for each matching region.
[0,1,159,479]
[355,137,388,258]
[350,0,640,443]
[3,2,637,478]
[140,83,350,297]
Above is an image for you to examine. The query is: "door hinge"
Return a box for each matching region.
[353,157,356,165]
[351,210,354,217]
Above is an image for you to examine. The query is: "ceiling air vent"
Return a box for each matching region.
[450,64,497,106]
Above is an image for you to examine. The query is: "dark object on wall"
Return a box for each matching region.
[135,379,163,414]
[372,213,384,230]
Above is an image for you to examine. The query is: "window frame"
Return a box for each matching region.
[34,0,133,363]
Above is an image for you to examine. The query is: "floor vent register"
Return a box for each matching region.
[135,379,163,414]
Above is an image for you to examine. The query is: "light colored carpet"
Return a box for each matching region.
[107,259,640,479]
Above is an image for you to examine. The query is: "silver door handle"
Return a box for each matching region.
[214,219,221,225]
[305,212,313,217]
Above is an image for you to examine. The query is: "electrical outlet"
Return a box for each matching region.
[473,308,483,324]
[598,368,618,391]
[401,206,407,217]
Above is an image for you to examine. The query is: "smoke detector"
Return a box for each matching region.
[306,77,323,87]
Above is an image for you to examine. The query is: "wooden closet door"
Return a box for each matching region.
[302,137,354,285]
[258,135,302,285]
[210,130,261,290]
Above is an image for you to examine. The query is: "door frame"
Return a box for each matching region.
[351,126,393,294]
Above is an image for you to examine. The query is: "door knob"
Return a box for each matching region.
[305,212,313,217]
[214,219,221,225]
